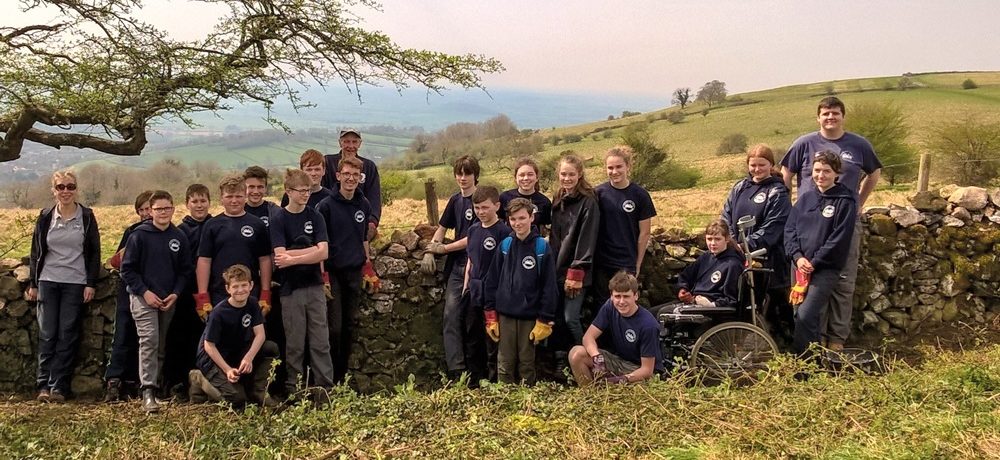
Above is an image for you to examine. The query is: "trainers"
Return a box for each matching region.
[48,389,66,403]
[36,389,50,402]
[142,388,160,413]
[103,378,122,403]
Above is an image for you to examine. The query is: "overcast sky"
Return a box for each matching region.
[5,0,1000,98]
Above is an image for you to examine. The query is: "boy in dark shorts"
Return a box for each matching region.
[569,271,664,385]
[189,264,278,407]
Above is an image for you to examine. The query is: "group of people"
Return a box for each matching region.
[25,96,881,409]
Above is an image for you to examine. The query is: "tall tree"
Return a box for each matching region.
[0,0,503,162]
[695,80,727,107]
[847,102,916,186]
[671,87,692,109]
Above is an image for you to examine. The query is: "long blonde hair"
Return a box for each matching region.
[552,153,594,207]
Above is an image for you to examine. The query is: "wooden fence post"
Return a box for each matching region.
[425,179,439,226]
[917,153,931,193]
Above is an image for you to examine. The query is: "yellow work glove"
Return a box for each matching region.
[529,320,553,345]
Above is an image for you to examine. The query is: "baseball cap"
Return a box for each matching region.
[339,128,362,138]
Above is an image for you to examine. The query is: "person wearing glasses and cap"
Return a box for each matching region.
[322,128,383,241]
[26,170,102,403]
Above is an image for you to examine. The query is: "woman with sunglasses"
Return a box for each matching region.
[26,170,102,402]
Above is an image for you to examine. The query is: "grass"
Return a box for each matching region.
[1,345,998,458]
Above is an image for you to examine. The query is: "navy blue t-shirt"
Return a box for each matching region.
[270,206,329,295]
[198,213,271,303]
[197,298,264,372]
[465,220,511,308]
[595,182,656,272]
[244,201,279,227]
[279,186,334,209]
[316,190,371,271]
[780,131,882,200]
[498,189,553,227]
[592,300,664,373]
[439,191,478,271]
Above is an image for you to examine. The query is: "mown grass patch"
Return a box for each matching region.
[2,346,998,459]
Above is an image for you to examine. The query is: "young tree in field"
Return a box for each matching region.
[672,87,692,109]
[695,80,727,107]
[619,123,700,190]
[924,117,1000,186]
[847,103,917,186]
[0,0,503,162]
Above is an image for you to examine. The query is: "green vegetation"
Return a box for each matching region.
[924,116,1000,185]
[963,78,979,90]
[1,346,998,458]
[623,123,701,190]
[848,102,917,186]
[716,133,749,155]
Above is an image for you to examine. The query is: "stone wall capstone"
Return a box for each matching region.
[1,187,998,395]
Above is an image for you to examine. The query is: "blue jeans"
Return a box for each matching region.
[104,282,139,382]
[36,281,85,393]
[793,269,841,355]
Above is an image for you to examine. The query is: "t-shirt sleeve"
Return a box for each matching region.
[269,212,286,249]
[639,323,660,358]
[439,195,458,229]
[781,138,805,170]
[591,301,611,332]
[253,221,271,258]
[204,313,222,344]
[197,220,216,258]
[250,301,265,327]
[313,210,329,243]
[862,138,883,173]
[637,188,656,220]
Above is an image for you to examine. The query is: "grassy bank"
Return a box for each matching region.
[2,345,998,459]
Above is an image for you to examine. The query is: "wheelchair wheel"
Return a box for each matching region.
[690,322,778,383]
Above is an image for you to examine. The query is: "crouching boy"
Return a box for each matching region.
[483,198,557,385]
[189,264,278,407]
[568,271,664,386]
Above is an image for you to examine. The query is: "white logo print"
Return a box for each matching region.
[360,172,367,184]
[483,237,496,250]
[242,313,252,328]
[625,329,637,343]
[240,225,254,238]
[465,208,474,221]
[768,187,779,198]
[521,256,536,270]
[710,270,722,284]
[260,216,270,227]
[622,200,636,213]
[168,239,181,253]
[840,151,854,161]
[304,221,314,234]
[354,210,365,223]
[822,205,836,218]
[753,192,766,204]
[531,204,539,215]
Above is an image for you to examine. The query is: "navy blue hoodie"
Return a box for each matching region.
[322,152,382,223]
[784,182,858,271]
[676,246,743,309]
[317,188,372,271]
[121,221,192,299]
[483,230,557,322]
[721,175,791,286]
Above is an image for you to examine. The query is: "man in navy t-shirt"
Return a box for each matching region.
[779,97,882,351]
[243,166,280,227]
[568,271,663,385]
[593,146,656,300]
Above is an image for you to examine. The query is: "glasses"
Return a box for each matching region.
[289,188,312,194]
[55,183,77,191]
[339,173,361,180]
[152,206,175,213]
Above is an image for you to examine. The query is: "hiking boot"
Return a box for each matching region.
[123,380,140,400]
[103,378,122,403]
[828,342,845,353]
[188,369,221,403]
[142,388,160,413]
[36,389,50,403]
[48,389,66,403]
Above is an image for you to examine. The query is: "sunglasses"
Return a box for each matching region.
[55,183,78,191]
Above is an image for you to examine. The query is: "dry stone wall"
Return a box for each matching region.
[1,187,998,395]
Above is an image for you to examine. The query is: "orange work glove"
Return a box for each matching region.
[194,292,212,321]
[484,310,500,342]
[789,269,811,306]
[362,259,381,294]
[259,290,272,316]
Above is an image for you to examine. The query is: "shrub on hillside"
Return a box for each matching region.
[621,110,642,118]
[716,133,749,155]
[666,111,685,124]
[847,102,917,186]
[563,133,583,143]
[924,116,1000,186]
[620,123,700,190]
[962,79,978,90]
[602,129,614,139]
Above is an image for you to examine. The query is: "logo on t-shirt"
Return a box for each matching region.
[625,328,637,343]
[354,210,365,223]
[840,151,854,162]
[711,270,722,284]
[521,255,536,270]
[241,313,252,328]
[168,239,181,253]
[304,221,314,234]
[531,204,539,215]
[240,225,255,238]
[622,200,636,213]
[465,209,474,221]
[483,237,497,250]
[360,172,367,184]
[753,192,766,204]
[260,216,270,227]
[822,205,836,218]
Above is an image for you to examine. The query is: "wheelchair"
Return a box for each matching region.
[654,216,779,382]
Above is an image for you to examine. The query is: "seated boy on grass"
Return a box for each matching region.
[189,264,278,407]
